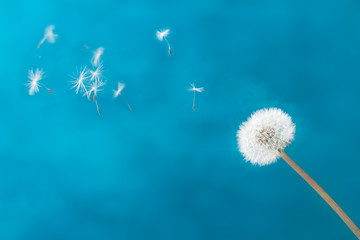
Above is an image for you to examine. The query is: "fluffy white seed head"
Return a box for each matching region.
[156,29,170,41]
[237,108,295,166]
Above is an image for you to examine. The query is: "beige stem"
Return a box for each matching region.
[280,151,360,239]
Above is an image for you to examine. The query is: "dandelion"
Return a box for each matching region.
[70,66,90,99]
[26,68,53,95]
[156,29,171,56]
[37,25,58,48]
[91,47,104,67]
[188,83,204,110]
[88,79,106,116]
[237,108,360,239]
[237,108,295,165]
[113,82,132,111]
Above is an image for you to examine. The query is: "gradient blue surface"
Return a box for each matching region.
[1,0,360,239]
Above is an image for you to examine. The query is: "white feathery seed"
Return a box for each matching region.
[188,83,204,93]
[88,78,106,101]
[188,83,204,110]
[91,47,104,67]
[113,82,132,111]
[88,78,106,115]
[156,29,172,56]
[89,63,103,81]
[156,29,170,41]
[113,82,125,98]
[26,68,44,95]
[70,66,90,95]
[37,25,58,48]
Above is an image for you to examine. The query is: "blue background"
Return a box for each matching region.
[1,0,360,239]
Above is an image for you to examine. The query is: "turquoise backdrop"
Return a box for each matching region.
[1,0,360,239]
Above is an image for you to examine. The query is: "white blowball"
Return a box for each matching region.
[237,108,296,166]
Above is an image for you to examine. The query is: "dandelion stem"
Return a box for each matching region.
[280,151,360,239]
[39,83,53,94]
[37,38,45,48]
[121,95,132,111]
[85,89,90,100]
[164,37,171,56]
[193,91,196,110]
[95,101,101,116]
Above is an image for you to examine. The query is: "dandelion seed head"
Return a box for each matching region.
[156,29,170,41]
[236,108,295,166]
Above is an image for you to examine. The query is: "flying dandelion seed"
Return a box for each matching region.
[156,29,171,56]
[37,25,58,49]
[237,108,360,239]
[88,79,106,116]
[113,82,132,111]
[188,83,204,110]
[91,47,104,67]
[88,78,105,102]
[70,66,90,99]
[89,63,103,81]
[26,68,53,95]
